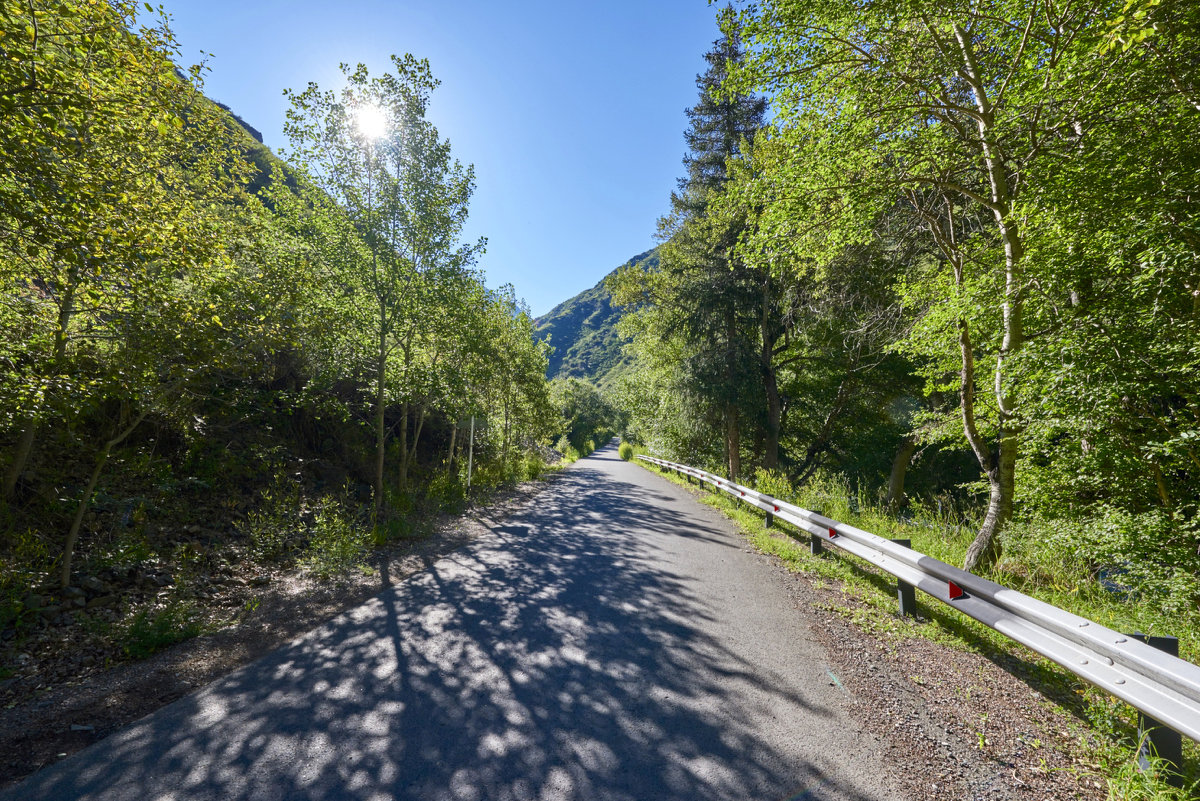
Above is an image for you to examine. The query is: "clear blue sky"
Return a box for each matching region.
[159,0,722,317]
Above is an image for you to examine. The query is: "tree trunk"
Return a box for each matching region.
[884,435,918,510]
[446,423,458,473]
[503,391,512,472]
[759,273,781,471]
[373,310,387,519]
[793,376,854,484]
[2,423,36,501]
[398,400,409,494]
[61,410,148,588]
[953,24,1027,573]
[6,279,78,501]
[403,404,427,488]
[725,403,741,481]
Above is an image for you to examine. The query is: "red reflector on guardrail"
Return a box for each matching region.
[773,505,779,512]
[828,527,838,538]
[949,581,964,600]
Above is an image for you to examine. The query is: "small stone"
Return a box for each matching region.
[62,587,85,600]
[79,576,106,593]
[69,724,94,732]
[86,595,118,609]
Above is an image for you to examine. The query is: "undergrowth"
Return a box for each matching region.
[641,461,1199,800]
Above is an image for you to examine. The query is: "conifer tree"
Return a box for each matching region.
[654,8,766,480]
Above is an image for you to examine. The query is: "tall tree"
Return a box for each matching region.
[629,8,767,480]
[728,0,1154,569]
[283,57,481,516]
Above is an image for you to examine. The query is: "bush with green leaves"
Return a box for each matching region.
[618,441,634,461]
[425,471,466,514]
[522,454,544,480]
[753,468,792,501]
[0,528,54,631]
[301,497,372,579]
[1005,509,1200,617]
[241,475,305,561]
[121,597,203,659]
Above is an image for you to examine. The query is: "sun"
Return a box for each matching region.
[355,103,388,140]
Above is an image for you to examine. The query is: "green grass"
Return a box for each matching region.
[641,461,1199,800]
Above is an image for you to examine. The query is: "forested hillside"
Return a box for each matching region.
[534,248,657,386]
[612,3,1199,617]
[0,1,599,671]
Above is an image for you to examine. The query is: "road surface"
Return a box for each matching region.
[6,442,900,800]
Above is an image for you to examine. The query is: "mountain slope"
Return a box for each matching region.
[535,248,658,386]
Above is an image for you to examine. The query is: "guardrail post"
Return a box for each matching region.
[765,509,774,528]
[810,510,824,554]
[890,539,916,617]
[1129,633,1183,786]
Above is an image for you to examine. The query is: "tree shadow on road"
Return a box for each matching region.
[8,446,886,801]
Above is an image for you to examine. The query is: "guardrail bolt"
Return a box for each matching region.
[1127,633,1183,786]
[890,538,916,617]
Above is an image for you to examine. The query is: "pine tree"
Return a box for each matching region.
[655,9,766,480]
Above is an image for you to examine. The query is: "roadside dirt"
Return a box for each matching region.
[0,474,563,790]
[760,526,1110,801]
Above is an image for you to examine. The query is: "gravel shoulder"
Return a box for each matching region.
[0,473,566,790]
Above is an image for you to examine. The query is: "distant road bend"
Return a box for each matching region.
[6,442,900,800]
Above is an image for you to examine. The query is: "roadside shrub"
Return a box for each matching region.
[301,497,371,579]
[0,528,54,632]
[241,472,304,561]
[523,454,544,480]
[618,442,634,461]
[121,597,203,659]
[425,471,466,514]
[754,467,791,500]
[1006,508,1200,616]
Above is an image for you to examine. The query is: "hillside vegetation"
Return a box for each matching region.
[534,249,657,387]
[0,2,625,683]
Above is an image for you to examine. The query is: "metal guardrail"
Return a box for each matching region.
[637,455,1200,756]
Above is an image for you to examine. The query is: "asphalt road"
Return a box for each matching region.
[6,442,900,801]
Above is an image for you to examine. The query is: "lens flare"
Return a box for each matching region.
[356,103,388,140]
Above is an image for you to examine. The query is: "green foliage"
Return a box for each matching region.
[753,468,792,502]
[550,378,618,453]
[618,441,634,461]
[534,249,658,386]
[121,597,203,659]
[0,527,53,631]
[1005,510,1200,618]
[425,471,466,514]
[301,497,372,580]
[522,454,544,481]
[241,474,304,561]
[0,1,557,625]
